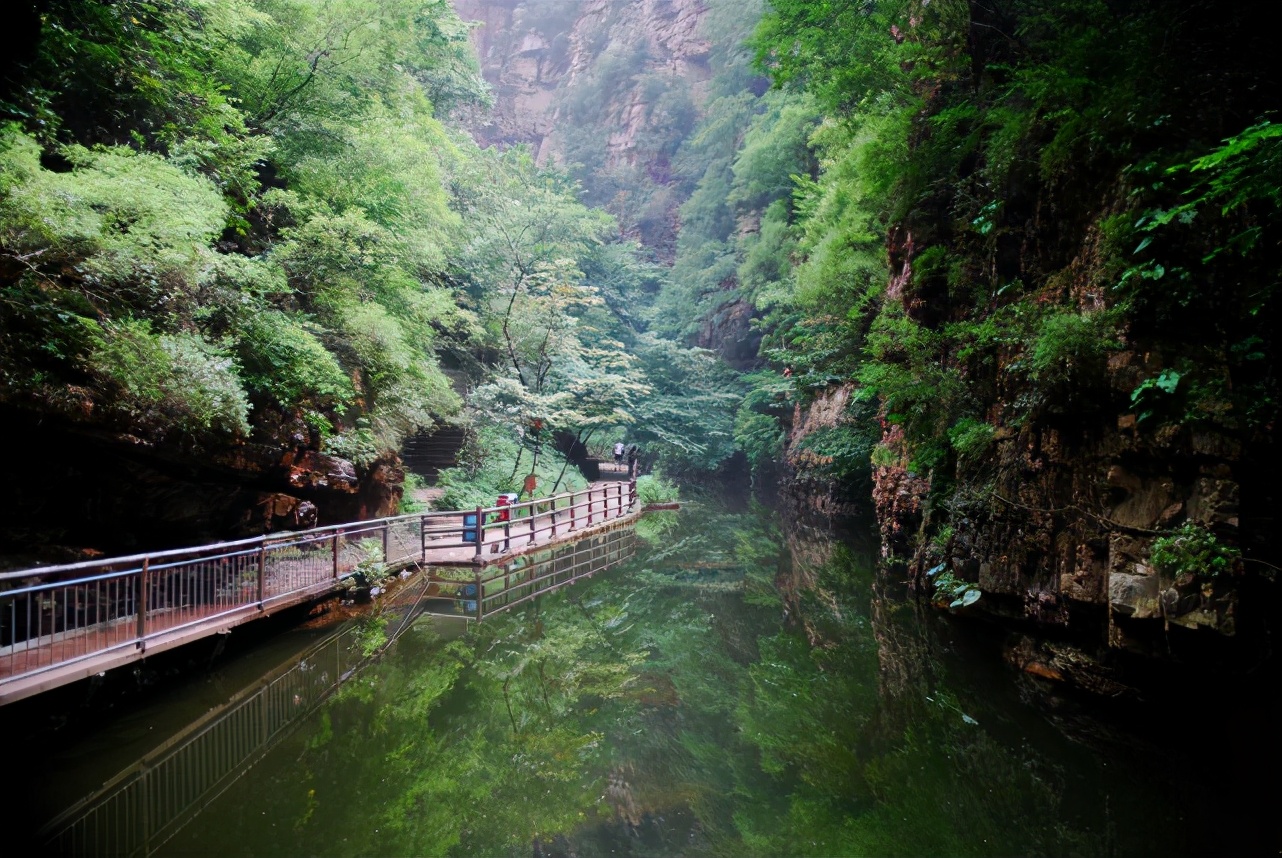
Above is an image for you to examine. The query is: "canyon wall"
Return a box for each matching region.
[454,0,711,165]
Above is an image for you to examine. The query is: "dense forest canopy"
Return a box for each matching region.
[1,0,1279,598]
[453,0,1278,648]
[0,0,747,552]
[656,0,1282,496]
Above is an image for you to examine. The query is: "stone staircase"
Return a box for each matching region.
[401,425,468,482]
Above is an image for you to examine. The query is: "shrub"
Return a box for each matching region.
[1149,522,1240,579]
[0,130,226,303]
[157,332,252,435]
[1029,307,1118,389]
[324,423,380,468]
[734,408,785,471]
[85,319,250,437]
[399,472,428,513]
[795,424,875,484]
[1129,368,1182,425]
[435,424,587,511]
[234,309,355,414]
[948,418,995,464]
[926,564,982,609]
[636,474,680,505]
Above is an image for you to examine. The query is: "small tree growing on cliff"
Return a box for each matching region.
[1149,522,1241,580]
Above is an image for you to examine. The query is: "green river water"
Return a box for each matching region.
[8,498,1278,857]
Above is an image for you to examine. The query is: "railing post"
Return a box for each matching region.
[420,515,427,564]
[588,487,594,525]
[136,556,149,649]
[382,522,390,565]
[141,767,152,857]
[474,506,484,560]
[333,530,342,579]
[570,492,576,531]
[529,502,537,545]
[257,544,266,608]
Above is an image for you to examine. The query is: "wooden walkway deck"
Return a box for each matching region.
[0,481,637,705]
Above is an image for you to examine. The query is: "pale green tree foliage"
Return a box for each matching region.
[285,112,464,271]
[2,0,484,460]
[452,150,644,477]
[206,0,474,263]
[627,334,742,472]
[0,129,251,438]
[206,0,481,133]
[0,134,226,304]
[268,203,464,450]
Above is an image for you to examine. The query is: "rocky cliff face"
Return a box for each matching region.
[454,0,711,165]
[777,320,1269,697]
[856,170,1276,697]
[2,408,402,568]
[776,383,864,519]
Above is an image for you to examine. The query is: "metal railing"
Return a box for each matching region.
[461,481,636,560]
[428,526,638,623]
[0,481,636,701]
[38,626,367,858]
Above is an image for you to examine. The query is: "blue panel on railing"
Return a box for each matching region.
[462,513,478,543]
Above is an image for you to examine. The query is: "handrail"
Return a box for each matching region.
[0,480,637,702]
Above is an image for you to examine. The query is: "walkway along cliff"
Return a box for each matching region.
[0,481,639,705]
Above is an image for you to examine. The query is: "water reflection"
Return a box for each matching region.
[39,625,364,857]
[35,576,437,857]
[31,529,638,857]
[26,500,1277,856]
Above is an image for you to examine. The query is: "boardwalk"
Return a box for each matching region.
[0,481,637,705]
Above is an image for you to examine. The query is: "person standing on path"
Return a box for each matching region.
[627,444,638,479]
[613,441,625,466]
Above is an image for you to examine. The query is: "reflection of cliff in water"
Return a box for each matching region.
[843,512,1275,857]
[778,511,877,647]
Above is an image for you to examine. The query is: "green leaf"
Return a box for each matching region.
[1155,369,1181,393]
